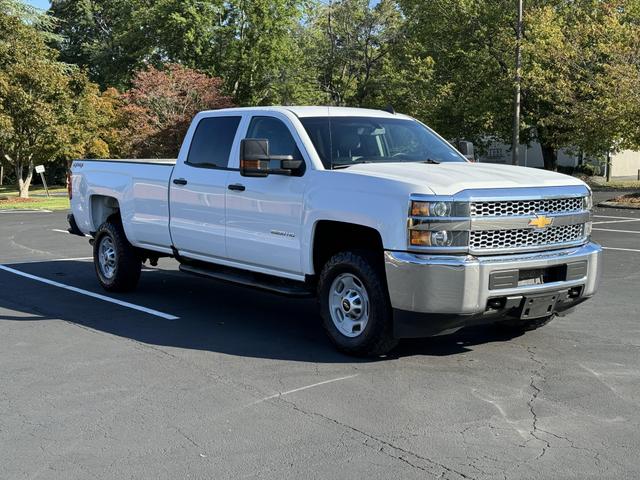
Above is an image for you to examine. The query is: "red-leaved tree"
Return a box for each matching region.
[120,64,234,158]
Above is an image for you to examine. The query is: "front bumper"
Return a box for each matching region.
[384,242,602,337]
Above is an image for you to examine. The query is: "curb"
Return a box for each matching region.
[597,201,640,210]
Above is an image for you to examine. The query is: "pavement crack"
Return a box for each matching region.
[537,427,603,467]
[173,426,201,449]
[279,398,473,479]
[525,345,551,459]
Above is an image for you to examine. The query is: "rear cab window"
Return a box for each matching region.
[187,116,242,169]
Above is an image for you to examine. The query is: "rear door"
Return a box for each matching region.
[169,113,242,260]
[225,113,308,276]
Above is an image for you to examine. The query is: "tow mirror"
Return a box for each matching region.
[240,138,270,177]
[280,158,304,171]
[240,138,305,177]
[457,140,475,162]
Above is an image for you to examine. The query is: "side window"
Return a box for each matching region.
[186,116,241,168]
[246,116,302,159]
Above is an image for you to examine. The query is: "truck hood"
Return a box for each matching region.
[343,162,586,196]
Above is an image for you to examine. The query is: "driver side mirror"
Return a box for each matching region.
[457,140,475,162]
[240,138,270,177]
[240,138,305,177]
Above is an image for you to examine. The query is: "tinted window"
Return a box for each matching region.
[187,116,241,168]
[299,116,466,169]
[246,116,302,159]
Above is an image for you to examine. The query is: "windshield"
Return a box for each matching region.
[299,116,467,169]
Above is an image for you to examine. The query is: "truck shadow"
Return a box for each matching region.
[1,260,524,363]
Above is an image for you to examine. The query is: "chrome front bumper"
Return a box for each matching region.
[384,242,602,315]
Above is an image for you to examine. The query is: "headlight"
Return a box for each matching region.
[410,229,468,247]
[410,200,470,217]
[408,197,469,250]
[583,195,593,210]
[411,200,452,217]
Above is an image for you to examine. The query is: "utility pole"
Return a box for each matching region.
[511,0,523,165]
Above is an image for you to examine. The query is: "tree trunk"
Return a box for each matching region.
[540,144,557,171]
[16,159,34,198]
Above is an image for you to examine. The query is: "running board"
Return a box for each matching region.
[179,262,313,297]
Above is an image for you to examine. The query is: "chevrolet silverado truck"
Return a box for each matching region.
[68,106,602,356]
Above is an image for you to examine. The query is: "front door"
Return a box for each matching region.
[225,114,307,276]
[169,114,242,261]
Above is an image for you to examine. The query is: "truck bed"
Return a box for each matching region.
[71,158,176,253]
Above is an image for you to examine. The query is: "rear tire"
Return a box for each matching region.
[318,250,397,356]
[93,217,141,292]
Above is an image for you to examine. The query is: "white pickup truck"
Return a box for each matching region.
[69,106,602,356]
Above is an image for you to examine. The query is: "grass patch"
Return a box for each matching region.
[0,185,69,210]
[0,196,70,210]
[0,185,67,196]
[585,177,640,190]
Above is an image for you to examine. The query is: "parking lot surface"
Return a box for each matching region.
[1,197,639,479]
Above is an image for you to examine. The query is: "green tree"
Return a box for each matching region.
[218,0,320,105]
[49,0,322,105]
[397,0,514,147]
[398,0,640,169]
[49,0,148,89]
[0,9,114,197]
[524,1,640,167]
[0,0,57,36]
[308,0,404,106]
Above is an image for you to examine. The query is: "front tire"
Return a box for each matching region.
[318,251,397,356]
[93,218,141,292]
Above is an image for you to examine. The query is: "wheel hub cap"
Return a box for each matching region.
[98,236,117,279]
[329,273,370,338]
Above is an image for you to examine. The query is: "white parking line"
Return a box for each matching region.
[48,256,94,262]
[3,257,93,265]
[247,374,359,406]
[593,214,640,220]
[51,228,89,237]
[593,228,640,234]
[602,246,640,253]
[0,265,179,320]
[0,209,53,213]
[593,218,640,225]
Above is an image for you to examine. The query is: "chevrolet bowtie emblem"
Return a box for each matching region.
[529,215,553,229]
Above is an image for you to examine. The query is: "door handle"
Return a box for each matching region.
[228,183,246,192]
[173,178,188,186]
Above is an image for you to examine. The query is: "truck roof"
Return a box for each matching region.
[198,106,408,119]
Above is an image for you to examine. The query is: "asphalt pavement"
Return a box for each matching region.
[1,196,639,479]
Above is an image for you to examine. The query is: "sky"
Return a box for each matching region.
[26,0,50,9]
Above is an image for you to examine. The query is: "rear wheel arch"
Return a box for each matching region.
[90,195,121,231]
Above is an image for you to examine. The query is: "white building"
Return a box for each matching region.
[479,140,640,178]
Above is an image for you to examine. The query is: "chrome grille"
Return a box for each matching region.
[471,197,583,217]
[470,224,585,251]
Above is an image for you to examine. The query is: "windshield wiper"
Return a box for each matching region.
[421,159,440,164]
[332,161,371,169]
